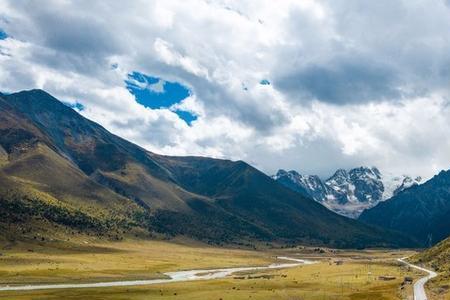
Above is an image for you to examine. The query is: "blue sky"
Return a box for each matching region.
[0,29,7,40]
[70,102,85,111]
[1,0,450,178]
[63,101,85,111]
[125,72,197,125]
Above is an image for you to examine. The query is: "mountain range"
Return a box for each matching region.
[360,169,450,246]
[0,89,415,249]
[273,167,421,218]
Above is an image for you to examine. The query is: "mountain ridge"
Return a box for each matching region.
[360,169,450,246]
[0,89,416,248]
[273,167,421,218]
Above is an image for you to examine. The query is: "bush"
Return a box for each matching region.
[0,192,107,232]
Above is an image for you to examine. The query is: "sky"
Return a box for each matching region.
[0,0,450,179]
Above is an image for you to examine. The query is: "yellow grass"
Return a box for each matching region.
[0,239,421,300]
[0,238,272,285]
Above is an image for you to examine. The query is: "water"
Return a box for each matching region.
[0,256,316,291]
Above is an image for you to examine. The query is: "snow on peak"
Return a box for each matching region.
[381,173,422,200]
[273,166,422,219]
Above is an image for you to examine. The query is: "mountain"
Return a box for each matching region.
[0,89,415,248]
[273,167,421,218]
[359,169,450,246]
[411,235,450,297]
[413,235,450,272]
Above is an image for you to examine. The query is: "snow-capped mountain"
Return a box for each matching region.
[273,167,422,218]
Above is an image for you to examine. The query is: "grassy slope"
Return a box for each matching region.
[0,91,188,243]
[2,143,135,214]
[0,89,416,248]
[0,142,147,236]
[412,237,450,299]
[154,155,416,248]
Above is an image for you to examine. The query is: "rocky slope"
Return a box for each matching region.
[274,167,421,218]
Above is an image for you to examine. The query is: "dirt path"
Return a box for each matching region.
[398,257,437,300]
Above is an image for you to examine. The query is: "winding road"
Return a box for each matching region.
[398,258,438,300]
[0,256,315,292]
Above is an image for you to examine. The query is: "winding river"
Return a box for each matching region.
[0,256,315,292]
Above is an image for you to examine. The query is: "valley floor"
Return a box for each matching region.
[0,238,422,300]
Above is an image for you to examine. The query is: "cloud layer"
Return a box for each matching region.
[1,0,450,179]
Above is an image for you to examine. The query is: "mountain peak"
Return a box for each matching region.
[12,89,56,100]
[349,166,382,182]
[273,169,288,178]
[332,168,348,177]
[360,167,450,245]
[353,166,380,174]
[7,89,77,117]
[273,169,300,179]
[0,88,417,248]
[274,166,422,218]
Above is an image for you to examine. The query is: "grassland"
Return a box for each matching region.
[0,238,423,300]
[0,237,273,285]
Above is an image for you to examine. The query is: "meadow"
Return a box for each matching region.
[0,238,422,300]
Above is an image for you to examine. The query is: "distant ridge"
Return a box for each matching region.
[360,169,450,245]
[274,167,421,218]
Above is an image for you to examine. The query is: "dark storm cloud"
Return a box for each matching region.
[35,14,121,57]
[2,1,124,77]
[275,56,403,104]
[272,0,450,105]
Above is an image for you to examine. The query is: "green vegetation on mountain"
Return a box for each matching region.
[360,169,450,246]
[0,89,416,248]
[413,236,450,272]
[412,236,450,298]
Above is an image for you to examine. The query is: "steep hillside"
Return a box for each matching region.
[413,236,450,271]
[153,155,414,247]
[0,89,416,248]
[360,169,450,246]
[412,236,450,298]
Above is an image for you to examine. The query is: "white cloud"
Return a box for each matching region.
[0,0,450,180]
[153,38,210,78]
[170,95,204,117]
